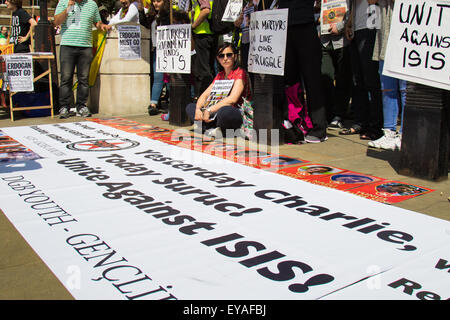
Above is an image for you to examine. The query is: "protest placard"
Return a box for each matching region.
[383,0,450,90]
[320,0,348,35]
[204,80,234,120]
[222,0,243,22]
[118,24,141,60]
[177,0,190,12]
[248,9,288,76]
[4,54,33,92]
[156,24,191,74]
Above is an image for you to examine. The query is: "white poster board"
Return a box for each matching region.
[383,0,450,90]
[248,9,288,76]
[156,24,191,74]
[4,54,33,92]
[320,0,348,35]
[118,25,141,60]
[222,0,243,22]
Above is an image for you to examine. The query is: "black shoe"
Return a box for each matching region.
[148,106,159,116]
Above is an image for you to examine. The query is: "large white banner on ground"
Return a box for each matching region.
[383,0,450,90]
[0,122,449,300]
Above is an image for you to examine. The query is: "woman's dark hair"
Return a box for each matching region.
[216,42,240,71]
[172,9,190,24]
[148,0,171,25]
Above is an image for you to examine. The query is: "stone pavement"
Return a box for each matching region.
[0,110,448,299]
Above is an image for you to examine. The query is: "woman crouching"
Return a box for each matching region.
[186,42,251,139]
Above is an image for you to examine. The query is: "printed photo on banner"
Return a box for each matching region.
[248,8,288,76]
[320,0,348,35]
[222,0,243,22]
[4,54,33,92]
[156,24,191,74]
[118,24,141,60]
[383,0,450,90]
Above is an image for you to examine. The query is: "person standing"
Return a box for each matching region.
[137,0,170,115]
[318,0,352,130]
[107,0,140,27]
[340,0,383,141]
[54,0,109,118]
[6,0,37,53]
[190,0,216,100]
[278,0,328,143]
[368,0,404,150]
[0,26,9,45]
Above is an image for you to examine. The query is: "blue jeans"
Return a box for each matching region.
[151,53,168,105]
[59,45,92,108]
[379,60,406,133]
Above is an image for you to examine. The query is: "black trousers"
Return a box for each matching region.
[192,33,216,98]
[284,23,327,139]
[321,43,352,122]
[349,28,383,137]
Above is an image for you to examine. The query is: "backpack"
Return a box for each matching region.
[209,0,236,34]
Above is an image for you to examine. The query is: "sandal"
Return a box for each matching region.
[360,132,383,141]
[339,125,361,135]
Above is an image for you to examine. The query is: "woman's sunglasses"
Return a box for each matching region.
[217,53,234,59]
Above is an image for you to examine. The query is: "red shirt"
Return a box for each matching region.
[213,67,251,107]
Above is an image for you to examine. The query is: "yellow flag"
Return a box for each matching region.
[89,30,107,87]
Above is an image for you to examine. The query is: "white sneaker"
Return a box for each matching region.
[368,129,399,151]
[204,127,223,140]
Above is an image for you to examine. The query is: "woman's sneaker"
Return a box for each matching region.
[204,127,223,140]
[368,129,400,151]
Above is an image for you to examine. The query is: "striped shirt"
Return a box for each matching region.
[55,0,101,47]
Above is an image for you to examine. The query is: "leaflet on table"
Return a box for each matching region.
[205,79,234,120]
[320,0,348,35]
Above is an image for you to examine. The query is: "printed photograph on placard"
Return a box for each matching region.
[347,181,434,204]
[320,0,348,35]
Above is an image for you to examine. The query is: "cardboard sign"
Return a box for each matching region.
[320,0,348,35]
[118,25,141,60]
[248,9,288,76]
[156,24,191,74]
[4,54,33,92]
[383,0,450,90]
[222,0,243,22]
